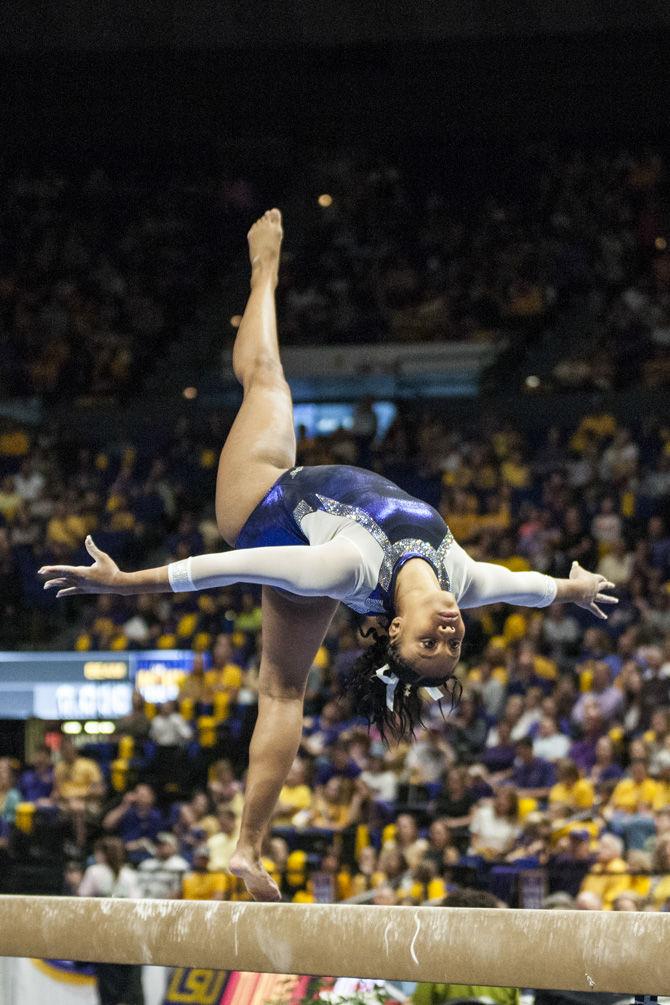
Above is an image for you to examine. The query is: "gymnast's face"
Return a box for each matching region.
[388,592,465,679]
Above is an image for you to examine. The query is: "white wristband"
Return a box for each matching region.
[167,557,195,592]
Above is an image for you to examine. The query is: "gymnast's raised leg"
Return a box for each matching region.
[215,210,338,899]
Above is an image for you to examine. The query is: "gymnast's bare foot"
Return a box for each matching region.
[248,208,283,287]
[230,848,281,902]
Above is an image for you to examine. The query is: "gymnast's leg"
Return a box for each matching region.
[214,208,296,546]
[229,587,339,901]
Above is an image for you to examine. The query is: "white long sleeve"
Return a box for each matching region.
[447,541,557,609]
[167,538,363,600]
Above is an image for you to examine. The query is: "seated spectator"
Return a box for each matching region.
[612,891,644,911]
[206,806,240,873]
[19,745,55,805]
[506,811,552,865]
[587,736,624,797]
[424,818,460,870]
[597,538,633,586]
[404,724,453,790]
[102,783,163,864]
[207,759,244,816]
[272,758,313,827]
[53,737,105,851]
[449,692,487,762]
[182,845,227,900]
[572,663,623,727]
[314,740,361,786]
[384,812,430,871]
[172,791,220,854]
[179,653,213,707]
[78,836,141,898]
[115,690,151,743]
[349,845,381,896]
[469,788,521,859]
[511,737,556,799]
[533,716,570,763]
[304,777,360,832]
[358,743,399,805]
[0,758,21,825]
[579,833,630,909]
[149,700,193,747]
[412,888,519,1005]
[549,759,595,812]
[137,831,189,899]
[608,758,659,816]
[648,835,670,908]
[434,767,476,848]
[569,704,606,773]
[481,719,517,775]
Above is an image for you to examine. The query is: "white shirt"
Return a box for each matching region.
[78,863,141,899]
[149,712,193,746]
[469,802,520,854]
[359,768,399,802]
[138,853,189,898]
[533,733,570,762]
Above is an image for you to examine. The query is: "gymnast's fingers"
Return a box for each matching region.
[589,601,607,620]
[38,564,80,577]
[56,587,84,598]
[595,593,618,604]
[43,578,71,591]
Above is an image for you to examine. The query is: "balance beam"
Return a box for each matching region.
[0,896,667,993]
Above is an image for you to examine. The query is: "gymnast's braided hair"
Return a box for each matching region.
[342,620,461,745]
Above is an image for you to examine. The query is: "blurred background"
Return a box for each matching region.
[1,4,670,1003]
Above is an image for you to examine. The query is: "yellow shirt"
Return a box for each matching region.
[54,757,102,799]
[206,831,238,872]
[182,871,228,900]
[609,777,659,813]
[549,778,595,811]
[205,663,243,691]
[274,783,312,826]
[580,857,630,909]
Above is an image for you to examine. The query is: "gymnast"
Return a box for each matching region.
[40,209,617,901]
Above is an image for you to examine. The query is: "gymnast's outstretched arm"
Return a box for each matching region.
[457,547,617,620]
[40,534,363,601]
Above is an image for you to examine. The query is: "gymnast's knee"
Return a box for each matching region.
[242,355,289,394]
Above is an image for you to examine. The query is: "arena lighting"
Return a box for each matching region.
[317,193,333,207]
[656,236,668,251]
[83,720,115,735]
[61,721,82,735]
[230,314,242,327]
[525,374,541,388]
[182,386,198,400]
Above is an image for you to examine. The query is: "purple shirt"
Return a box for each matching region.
[571,686,623,726]
[19,767,54,802]
[511,757,556,790]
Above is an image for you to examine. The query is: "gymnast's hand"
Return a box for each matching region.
[568,560,618,620]
[39,536,123,597]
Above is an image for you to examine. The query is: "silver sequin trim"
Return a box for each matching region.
[292,494,453,612]
[289,467,303,478]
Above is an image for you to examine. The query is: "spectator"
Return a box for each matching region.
[272,758,313,827]
[18,745,54,805]
[608,758,659,816]
[53,738,105,851]
[587,736,624,797]
[206,806,240,873]
[434,767,476,847]
[469,788,521,859]
[102,783,163,863]
[207,759,244,817]
[511,737,556,799]
[0,759,20,824]
[533,716,571,763]
[358,744,399,805]
[181,845,227,900]
[137,832,189,899]
[384,813,430,871]
[579,834,630,909]
[571,663,623,727]
[149,701,193,747]
[549,759,595,812]
[115,691,151,743]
